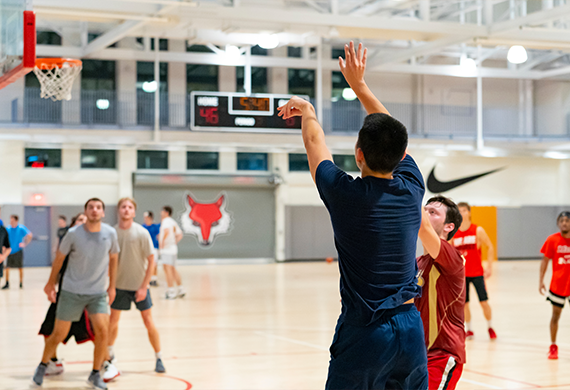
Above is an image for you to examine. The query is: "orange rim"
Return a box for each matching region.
[35,58,82,68]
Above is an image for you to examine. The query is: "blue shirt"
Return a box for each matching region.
[315,155,425,326]
[142,223,160,249]
[6,224,31,254]
[0,220,3,226]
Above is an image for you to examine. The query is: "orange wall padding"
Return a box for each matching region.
[471,206,498,261]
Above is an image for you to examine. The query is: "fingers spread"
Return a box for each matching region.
[363,47,367,67]
[357,42,362,62]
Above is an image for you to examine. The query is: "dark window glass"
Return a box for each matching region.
[36,31,61,45]
[82,60,116,91]
[81,150,116,169]
[237,152,268,171]
[236,67,268,94]
[137,150,168,169]
[88,33,117,48]
[25,148,62,168]
[81,60,117,124]
[187,44,215,53]
[288,69,315,98]
[287,47,302,58]
[136,37,168,51]
[187,151,219,170]
[251,45,268,56]
[332,48,345,60]
[24,73,62,123]
[333,154,358,172]
[332,70,350,101]
[187,64,218,93]
[289,153,310,172]
[137,62,168,126]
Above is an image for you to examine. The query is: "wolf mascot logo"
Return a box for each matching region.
[181,192,232,248]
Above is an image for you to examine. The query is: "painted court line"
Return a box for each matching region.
[254,331,329,351]
[460,378,502,389]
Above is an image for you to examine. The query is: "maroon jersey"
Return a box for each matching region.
[416,239,466,364]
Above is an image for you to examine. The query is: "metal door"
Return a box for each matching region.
[23,206,51,267]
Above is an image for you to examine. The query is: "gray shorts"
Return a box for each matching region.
[7,251,23,268]
[161,253,177,266]
[55,290,109,322]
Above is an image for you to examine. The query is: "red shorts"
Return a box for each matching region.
[428,354,463,390]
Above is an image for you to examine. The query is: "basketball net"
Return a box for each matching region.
[33,58,82,101]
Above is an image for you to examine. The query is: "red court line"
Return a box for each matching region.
[140,372,192,390]
[464,368,541,388]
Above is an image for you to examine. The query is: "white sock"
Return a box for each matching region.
[108,346,114,358]
[155,352,163,360]
[151,275,157,281]
[178,285,184,291]
[466,322,472,331]
[487,320,493,329]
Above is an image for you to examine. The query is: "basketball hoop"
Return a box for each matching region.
[33,58,82,101]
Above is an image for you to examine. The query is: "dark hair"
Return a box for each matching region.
[426,196,463,240]
[70,213,85,227]
[59,215,67,221]
[163,206,172,216]
[144,211,154,219]
[558,211,570,222]
[356,113,408,174]
[457,202,471,211]
[85,198,105,210]
[10,215,18,222]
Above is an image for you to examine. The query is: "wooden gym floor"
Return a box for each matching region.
[0,260,567,390]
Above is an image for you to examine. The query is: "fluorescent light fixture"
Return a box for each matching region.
[258,34,279,50]
[507,45,528,64]
[142,81,157,93]
[544,151,569,159]
[342,88,357,101]
[96,99,110,110]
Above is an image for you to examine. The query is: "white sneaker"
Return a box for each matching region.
[45,359,64,376]
[177,286,186,298]
[102,361,120,383]
[165,289,177,299]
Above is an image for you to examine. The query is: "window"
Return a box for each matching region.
[288,69,315,98]
[25,148,61,168]
[137,62,168,125]
[137,150,168,169]
[251,45,268,56]
[187,65,218,93]
[24,73,62,123]
[136,37,168,51]
[333,154,358,172]
[287,47,302,58]
[187,151,219,170]
[237,152,268,171]
[288,153,309,172]
[81,150,116,169]
[36,31,61,45]
[187,44,215,53]
[332,71,350,102]
[88,33,117,48]
[82,60,116,91]
[332,48,345,60]
[236,67,268,94]
[81,60,117,124]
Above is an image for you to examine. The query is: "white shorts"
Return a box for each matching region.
[161,253,177,266]
[152,248,160,264]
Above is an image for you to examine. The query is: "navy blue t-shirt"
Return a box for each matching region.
[316,154,425,326]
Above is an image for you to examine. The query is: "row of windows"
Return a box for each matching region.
[24,149,357,172]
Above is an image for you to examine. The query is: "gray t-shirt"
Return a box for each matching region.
[115,222,154,291]
[59,223,120,295]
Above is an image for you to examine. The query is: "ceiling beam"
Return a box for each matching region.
[519,51,565,71]
[488,3,570,35]
[83,20,144,56]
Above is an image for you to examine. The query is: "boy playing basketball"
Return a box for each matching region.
[539,211,570,359]
[279,41,427,389]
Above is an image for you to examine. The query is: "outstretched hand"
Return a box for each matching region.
[339,41,367,89]
[277,96,313,120]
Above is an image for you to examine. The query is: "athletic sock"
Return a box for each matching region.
[155,351,163,360]
[40,362,48,368]
[51,357,58,362]
[91,369,99,375]
[466,322,472,331]
[487,320,493,329]
[108,346,114,360]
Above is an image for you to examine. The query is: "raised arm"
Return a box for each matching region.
[419,209,442,259]
[278,97,333,182]
[339,41,390,116]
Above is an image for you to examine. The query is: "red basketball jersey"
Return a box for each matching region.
[416,240,466,364]
[452,224,483,277]
[541,233,570,297]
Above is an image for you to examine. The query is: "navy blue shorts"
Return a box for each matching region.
[111,289,153,311]
[325,304,428,390]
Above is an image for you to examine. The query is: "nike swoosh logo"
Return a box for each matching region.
[427,166,505,193]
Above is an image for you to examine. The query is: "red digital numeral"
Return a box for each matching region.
[200,107,219,124]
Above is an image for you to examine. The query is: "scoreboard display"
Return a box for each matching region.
[190,92,305,133]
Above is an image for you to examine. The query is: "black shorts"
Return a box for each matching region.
[7,251,23,268]
[547,290,570,308]
[38,291,95,344]
[111,288,153,311]
[466,276,488,303]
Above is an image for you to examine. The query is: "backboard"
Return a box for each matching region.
[0,0,35,89]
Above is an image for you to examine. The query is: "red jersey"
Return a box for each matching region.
[416,240,466,364]
[452,224,483,277]
[541,233,570,297]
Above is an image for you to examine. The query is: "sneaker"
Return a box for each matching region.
[87,370,108,389]
[155,358,166,373]
[1,283,8,290]
[32,363,46,386]
[177,286,186,298]
[102,361,120,383]
[488,328,497,340]
[45,359,64,376]
[165,289,177,299]
[466,330,474,339]
[548,344,559,360]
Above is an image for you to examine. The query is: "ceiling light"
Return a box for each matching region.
[342,88,357,101]
[96,99,110,110]
[142,81,157,93]
[507,45,528,64]
[225,45,241,58]
[258,34,279,50]
[460,55,477,71]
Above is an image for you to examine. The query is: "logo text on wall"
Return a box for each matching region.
[180,192,233,248]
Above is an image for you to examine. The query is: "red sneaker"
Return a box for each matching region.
[488,328,497,339]
[466,330,474,339]
[548,344,558,360]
